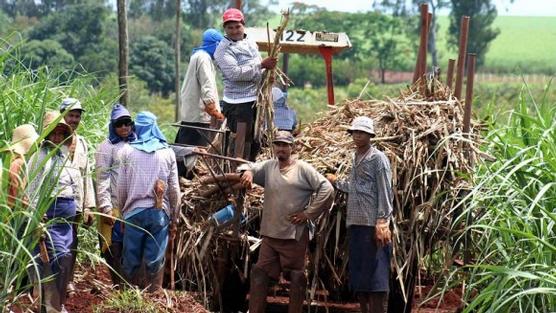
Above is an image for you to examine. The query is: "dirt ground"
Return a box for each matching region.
[9,264,461,313]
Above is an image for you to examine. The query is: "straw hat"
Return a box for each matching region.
[9,124,39,155]
[42,111,73,143]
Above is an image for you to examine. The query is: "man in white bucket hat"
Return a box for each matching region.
[326,116,394,313]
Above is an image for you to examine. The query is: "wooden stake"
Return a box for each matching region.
[454,16,470,100]
[418,12,432,78]
[413,3,429,84]
[463,53,476,135]
[446,59,456,90]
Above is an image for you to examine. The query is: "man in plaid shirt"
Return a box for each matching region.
[326,116,393,313]
[117,111,180,292]
[214,8,277,160]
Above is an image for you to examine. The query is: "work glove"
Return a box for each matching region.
[375,218,391,247]
[205,101,225,121]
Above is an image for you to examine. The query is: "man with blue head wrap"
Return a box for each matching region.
[117,111,181,292]
[176,29,224,178]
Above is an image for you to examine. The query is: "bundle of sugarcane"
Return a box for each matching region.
[254,9,291,147]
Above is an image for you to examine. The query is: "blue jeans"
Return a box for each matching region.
[122,208,169,276]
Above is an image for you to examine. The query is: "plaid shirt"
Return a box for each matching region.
[95,139,128,214]
[274,105,297,131]
[117,145,180,219]
[336,146,393,227]
[214,35,262,103]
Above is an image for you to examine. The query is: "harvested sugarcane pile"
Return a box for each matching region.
[173,78,481,308]
[295,78,481,303]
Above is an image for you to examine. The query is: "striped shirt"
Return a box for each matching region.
[95,139,129,214]
[274,105,297,131]
[214,34,262,104]
[27,143,81,208]
[336,146,393,227]
[117,145,180,219]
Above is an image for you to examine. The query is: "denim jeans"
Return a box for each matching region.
[122,208,169,276]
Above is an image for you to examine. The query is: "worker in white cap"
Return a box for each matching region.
[326,116,393,313]
[59,97,96,296]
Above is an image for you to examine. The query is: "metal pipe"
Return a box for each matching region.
[171,123,227,133]
[454,16,470,100]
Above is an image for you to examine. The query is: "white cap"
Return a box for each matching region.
[348,116,375,136]
[59,97,84,112]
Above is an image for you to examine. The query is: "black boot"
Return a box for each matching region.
[288,270,306,313]
[248,266,270,313]
[56,254,74,312]
[106,242,124,287]
[146,267,164,293]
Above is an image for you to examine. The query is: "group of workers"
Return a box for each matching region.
[5,7,394,313]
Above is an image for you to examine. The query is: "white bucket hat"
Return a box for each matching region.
[348,116,375,136]
[9,124,39,155]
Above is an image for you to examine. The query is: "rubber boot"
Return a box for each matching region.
[146,267,164,293]
[56,254,74,311]
[369,292,388,313]
[248,266,270,313]
[288,270,306,313]
[106,242,124,287]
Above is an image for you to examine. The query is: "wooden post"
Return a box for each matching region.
[463,53,476,135]
[117,0,129,106]
[412,3,429,84]
[236,0,241,9]
[446,58,456,90]
[454,16,470,100]
[418,12,432,78]
[174,0,181,122]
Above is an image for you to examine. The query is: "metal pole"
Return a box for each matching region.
[454,16,470,100]
[319,47,335,105]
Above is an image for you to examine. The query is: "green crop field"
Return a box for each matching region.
[436,15,556,74]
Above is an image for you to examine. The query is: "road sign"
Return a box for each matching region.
[245,27,351,54]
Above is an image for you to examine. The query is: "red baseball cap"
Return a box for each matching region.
[223,8,244,24]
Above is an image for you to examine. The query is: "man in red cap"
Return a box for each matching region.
[214,8,277,161]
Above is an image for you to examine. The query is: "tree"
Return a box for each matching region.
[448,0,499,67]
[130,36,175,96]
[117,0,129,106]
[366,13,413,83]
[19,39,75,69]
[28,3,117,75]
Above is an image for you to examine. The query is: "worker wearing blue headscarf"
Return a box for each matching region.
[176,28,225,178]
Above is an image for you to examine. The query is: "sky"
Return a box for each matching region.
[271,0,556,16]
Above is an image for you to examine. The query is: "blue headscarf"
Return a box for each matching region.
[108,104,137,144]
[130,111,168,153]
[192,28,224,59]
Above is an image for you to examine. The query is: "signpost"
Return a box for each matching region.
[245,27,351,105]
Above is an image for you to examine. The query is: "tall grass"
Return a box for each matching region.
[0,49,116,310]
[453,82,556,312]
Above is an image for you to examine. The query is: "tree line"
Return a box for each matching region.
[0,0,501,95]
